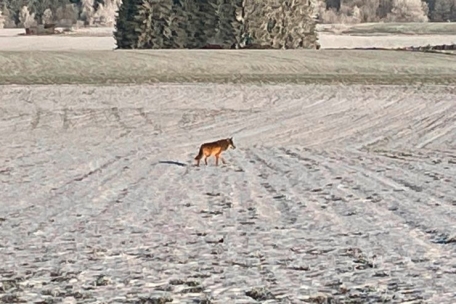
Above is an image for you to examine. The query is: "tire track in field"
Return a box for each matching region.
[130,155,271,303]
[240,148,335,301]
[353,148,455,208]
[183,158,274,302]
[248,146,446,302]
[247,147,364,235]
[297,148,456,298]
[29,158,195,302]
[342,150,456,244]
[2,143,161,271]
[301,148,453,250]
[0,152,168,303]
[270,86,404,145]
[306,148,456,249]
[242,147,394,301]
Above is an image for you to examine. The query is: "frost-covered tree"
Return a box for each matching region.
[0,3,15,28]
[352,5,361,23]
[432,0,456,21]
[55,3,79,26]
[24,0,53,24]
[81,0,95,25]
[247,0,318,49]
[0,10,4,28]
[94,0,121,26]
[42,8,53,24]
[19,5,37,27]
[387,0,429,22]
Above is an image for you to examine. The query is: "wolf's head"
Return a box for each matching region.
[228,137,236,149]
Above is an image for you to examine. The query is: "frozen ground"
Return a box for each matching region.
[1,84,456,303]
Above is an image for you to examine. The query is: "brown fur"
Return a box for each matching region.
[194,137,236,166]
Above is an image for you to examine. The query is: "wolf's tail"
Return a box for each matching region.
[195,147,203,160]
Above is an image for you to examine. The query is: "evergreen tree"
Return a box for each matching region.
[241,0,318,49]
[181,0,218,48]
[231,0,246,47]
[198,0,218,46]
[180,0,201,48]
[114,0,143,48]
[166,0,189,48]
[215,0,241,48]
[115,0,319,49]
[136,0,173,49]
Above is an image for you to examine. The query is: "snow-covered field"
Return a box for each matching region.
[1,84,456,303]
[1,23,456,303]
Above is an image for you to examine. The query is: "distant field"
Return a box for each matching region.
[2,23,456,52]
[318,33,456,49]
[317,22,456,36]
[1,49,456,85]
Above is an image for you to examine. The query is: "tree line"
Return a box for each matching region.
[114,0,319,50]
[0,0,120,28]
[2,0,456,29]
[319,0,456,23]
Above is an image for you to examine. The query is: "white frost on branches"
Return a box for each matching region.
[387,0,429,22]
[82,0,95,25]
[0,10,5,29]
[94,0,122,26]
[19,6,37,28]
[42,8,53,24]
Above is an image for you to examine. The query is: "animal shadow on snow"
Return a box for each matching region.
[158,160,187,167]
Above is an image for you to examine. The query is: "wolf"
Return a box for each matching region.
[194,137,236,166]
